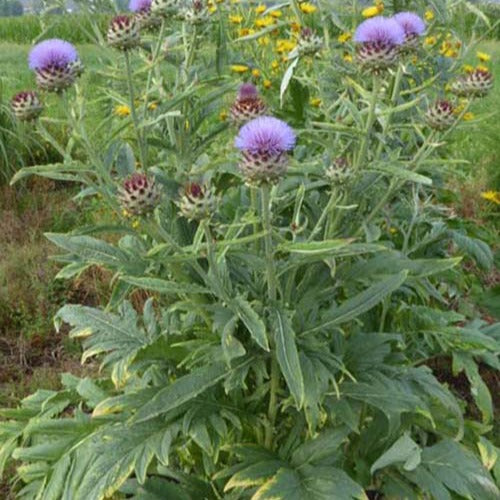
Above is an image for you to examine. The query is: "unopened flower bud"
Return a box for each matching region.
[178,182,218,220]
[451,68,494,98]
[107,15,140,51]
[325,158,352,185]
[230,83,267,124]
[297,27,323,56]
[11,91,43,121]
[425,100,455,130]
[118,173,161,215]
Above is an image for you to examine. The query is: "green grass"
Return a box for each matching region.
[449,40,500,189]
[0,14,110,44]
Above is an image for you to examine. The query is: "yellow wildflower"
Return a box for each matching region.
[462,64,474,73]
[310,97,321,107]
[270,10,282,18]
[276,39,296,53]
[343,52,353,63]
[424,35,437,46]
[231,64,249,73]
[258,36,271,46]
[132,220,140,229]
[271,60,280,69]
[122,209,130,217]
[477,51,491,62]
[114,104,131,117]
[252,68,261,78]
[255,4,266,14]
[290,22,301,33]
[148,101,158,111]
[299,2,317,14]
[219,111,228,121]
[263,79,272,89]
[255,16,275,28]
[476,64,489,72]
[462,112,474,121]
[238,28,254,36]
[362,4,383,18]
[424,9,434,21]
[229,14,243,24]
[337,32,352,43]
[481,191,500,205]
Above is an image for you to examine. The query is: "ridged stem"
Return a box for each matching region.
[260,183,280,449]
[354,73,381,172]
[124,50,147,169]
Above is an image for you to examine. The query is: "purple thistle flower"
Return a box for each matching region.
[28,39,78,71]
[354,16,405,46]
[393,12,426,36]
[129,0,151,11]
[238,83,259,101]
[235,116,296,155]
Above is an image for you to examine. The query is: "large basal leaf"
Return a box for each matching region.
[55,301,154,385]
[371,434,421,475]
[272,308,304,409]
[253,465,366,500]
[133,362,230,423]
[71,420,180,500]
[402,440,499,500]
[290,426,350,467]
[120,276,210,295]
[306,271,408,334]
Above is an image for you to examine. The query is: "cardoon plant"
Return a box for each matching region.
[2,1,499,499]
[392,11,426,49]
[354,16,405,70]
[235,116,296,184]
[28,38,80,92]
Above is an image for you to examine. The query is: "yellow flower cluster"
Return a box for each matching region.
[362,0,384,18]
[114,105,131,117]
[299,2,317,14]
[481,191,500,205]
[276,38,297,54]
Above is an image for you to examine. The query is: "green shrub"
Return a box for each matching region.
[0,1,499,499]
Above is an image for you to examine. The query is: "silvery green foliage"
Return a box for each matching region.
[2,0,499,498]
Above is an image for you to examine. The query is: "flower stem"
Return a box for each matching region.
[354,73,381,172]
[260,183,280,449]
[261,184,277,302]
[124,50,147,169]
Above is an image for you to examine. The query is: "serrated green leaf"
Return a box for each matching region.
[306,271,408,334]
[272,308,304,408]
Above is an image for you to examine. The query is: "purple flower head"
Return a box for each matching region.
[235,116,296,154]
[129,0,151,11]
[354,16,405,45]
[28,39,78,70]
[393,12,426,36]
[238,83,259,101]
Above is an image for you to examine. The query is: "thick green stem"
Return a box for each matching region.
[260,184,279,449]
[261,184,277,302]
[124,50,147,169]
[354,74,381,172]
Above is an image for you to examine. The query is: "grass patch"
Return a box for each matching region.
[448,40,500,189]
[0,14,110,44]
